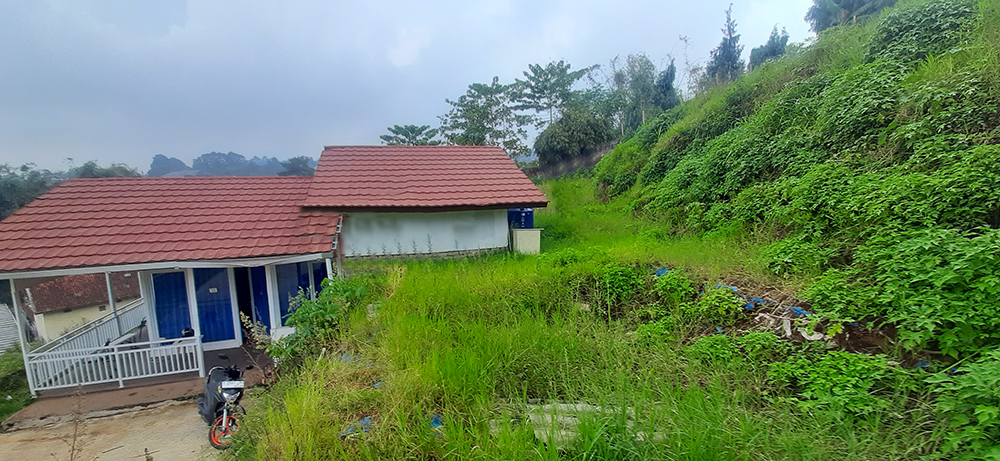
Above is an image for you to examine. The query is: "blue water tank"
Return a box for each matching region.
[507,208,534,229]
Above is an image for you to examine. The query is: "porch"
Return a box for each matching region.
[4,346,270,429]
[10,256,334,397]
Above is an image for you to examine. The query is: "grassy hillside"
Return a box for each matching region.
[598,0,1000,362]
[226,1,1000,459]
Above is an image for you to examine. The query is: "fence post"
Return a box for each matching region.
[106,272,123,337]
[114,344,125,388]
[196,337,205,377]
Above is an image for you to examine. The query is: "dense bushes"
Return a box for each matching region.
[534,110,614,167]
[586,1,1000,456]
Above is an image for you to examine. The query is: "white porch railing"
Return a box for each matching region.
[25,337,203,392]
[33,298,146,356]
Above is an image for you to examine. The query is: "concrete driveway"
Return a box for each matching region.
[0,400,217,461]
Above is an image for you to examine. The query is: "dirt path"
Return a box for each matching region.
[0,400,217,461]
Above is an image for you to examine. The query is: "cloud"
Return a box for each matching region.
[0,0,820,171]
[387,25,431,68]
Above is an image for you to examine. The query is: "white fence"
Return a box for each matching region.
[33,298,146,357]
[25,337,203,392]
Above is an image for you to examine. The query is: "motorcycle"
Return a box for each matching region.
[197,353,253,449]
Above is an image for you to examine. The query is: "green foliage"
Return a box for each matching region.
[761,236,835,276]
[379,124,442,146]
[865,227,1000,357]
[277,156,315,176]
[596,263,645,318]
[806,0,845,33]
[533,110,613,167]
[653,269,696,308]
[687,331,790,363]
[438,77,534,160]
[190,151,285,176]
[699,5,745,91]
[679,287,743,326]
[147,154,190,177]
[0,345,30,421]
[0,164,53,220]
[864,0,976,65]
[749,27,790,70]
[71,161,141,178]
[734,331,788,361]
[512,60,592,126]
[927,347,1000,459]
[267,275,383,365]
[769,351,921,415]
[685,334,738,362]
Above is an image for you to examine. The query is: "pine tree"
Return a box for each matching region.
[700,4,745,91]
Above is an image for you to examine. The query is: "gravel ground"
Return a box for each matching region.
[0,400,218,461]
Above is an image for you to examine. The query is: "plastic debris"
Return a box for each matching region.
[372,381,382,388]
[430,414,444,429]
[654,267,670,277]
[788,307,812,317]
[782,319,793,338]
[340,353,352,362]
[715,326,724,332]
[744,302,754,311]
[715,283,739,292]
[339,417,373,439]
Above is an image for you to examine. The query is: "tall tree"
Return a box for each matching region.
[147,154,191,177]
[72,161,141,178]
[512,60,592,127]
[653,59,681,112]
[277,156,315,176]
[748,27,790,70]
[806,0,844,33]
[438,77,533,160]
[379,125,442,146]
[700,4,745,91]
[806,0,898,33]
[533,110,614,166]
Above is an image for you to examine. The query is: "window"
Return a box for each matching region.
[275,262,310,326]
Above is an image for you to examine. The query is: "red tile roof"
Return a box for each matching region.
[18,272,141,314]
[0,177,338,274]
[303,146,549,209]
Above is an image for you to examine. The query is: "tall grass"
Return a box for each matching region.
[229,195,935,459]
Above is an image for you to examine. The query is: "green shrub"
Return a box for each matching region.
[760,236,835,276]
[685,334,738,362]
[634,316,679,343]
[653,269,696,309]
[734,331,788,361]
[927,347,1000,459]
[769,351,922,415]
[679,287,743,326]
[864,0,977,66]
[597,263,645,315]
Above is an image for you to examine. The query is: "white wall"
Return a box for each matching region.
[342,210,509,257]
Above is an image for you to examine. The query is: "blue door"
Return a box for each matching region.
[194,268,236,343]
[152,272,191,339]
[250,266,271,332]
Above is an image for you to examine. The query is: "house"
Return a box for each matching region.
[17,272,140,342]
[0,145,546,395]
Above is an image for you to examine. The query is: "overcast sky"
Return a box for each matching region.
[0,0,813,172]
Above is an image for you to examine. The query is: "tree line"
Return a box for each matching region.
[0,153,317,221]
[382,1,897,168]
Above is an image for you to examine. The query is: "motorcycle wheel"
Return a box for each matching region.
[209,414,240,449]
